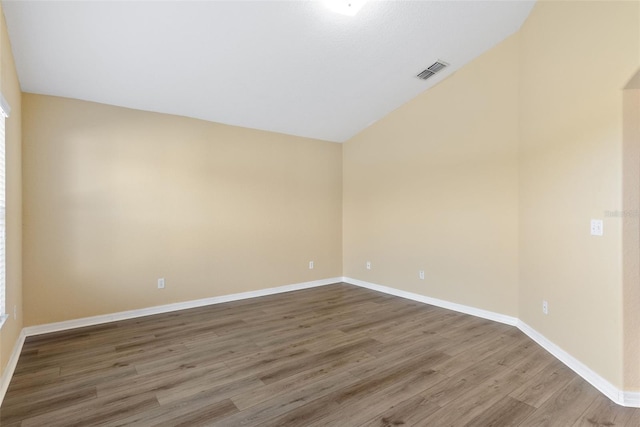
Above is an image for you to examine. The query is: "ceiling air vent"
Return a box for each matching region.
[417,60,449,80]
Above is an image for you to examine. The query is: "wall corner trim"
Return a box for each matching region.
[0,329,26,406]
[342,276,639,408]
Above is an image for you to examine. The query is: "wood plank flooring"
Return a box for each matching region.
[1,283,639,426]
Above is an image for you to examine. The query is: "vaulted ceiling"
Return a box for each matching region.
[2,0,535,142]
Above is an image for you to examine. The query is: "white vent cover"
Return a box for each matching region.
[417,60,449,80]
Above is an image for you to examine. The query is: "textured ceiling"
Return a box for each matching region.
[2,0,535,142]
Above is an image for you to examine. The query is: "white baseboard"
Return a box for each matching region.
[342,277,639,408]
[0,277,341,406]
[23,277,341,337]
[0,329,26,406]
[2,276,638,408]
[624,391,640,407]
[516,320,630,407]
[342,277,518,326]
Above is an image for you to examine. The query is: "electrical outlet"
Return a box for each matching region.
[542,300,548,315]
[366,261,371,270]
[309,261,314,269]
[590,219,603,236]
[158,278,165,289]
[419,270,425,280]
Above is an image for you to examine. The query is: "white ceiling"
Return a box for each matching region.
[2,0,535,142]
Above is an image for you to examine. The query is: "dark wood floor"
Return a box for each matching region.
[1,283,639,426]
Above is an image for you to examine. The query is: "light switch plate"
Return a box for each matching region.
[590,219,603,236]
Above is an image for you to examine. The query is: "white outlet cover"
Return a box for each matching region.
[366,261,371,270]
[309,261,314,269]
[419,270,425,280]
[158,278,165,289]
[542,300,548,315]
[590,219,603,236]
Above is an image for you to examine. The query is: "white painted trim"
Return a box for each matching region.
[2,276,638,408]
[624,391,640,407]
[1,278,340,404]
[0,329,26,406]
[23,277,341,337]
[342,277,518,326]
[342,277,639,408]
[516,320,627,405]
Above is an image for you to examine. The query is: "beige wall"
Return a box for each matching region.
[518,0,639,390]
[343,34,520,316]
[344,0,640,390]
[0,3,22,377]
[22,95,342,325]
[9,0,640,396]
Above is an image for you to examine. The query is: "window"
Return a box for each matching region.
[0,93,9,324]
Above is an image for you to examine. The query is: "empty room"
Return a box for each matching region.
[0,0,638,425]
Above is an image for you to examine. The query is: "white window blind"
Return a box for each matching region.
[0,93,9,320]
